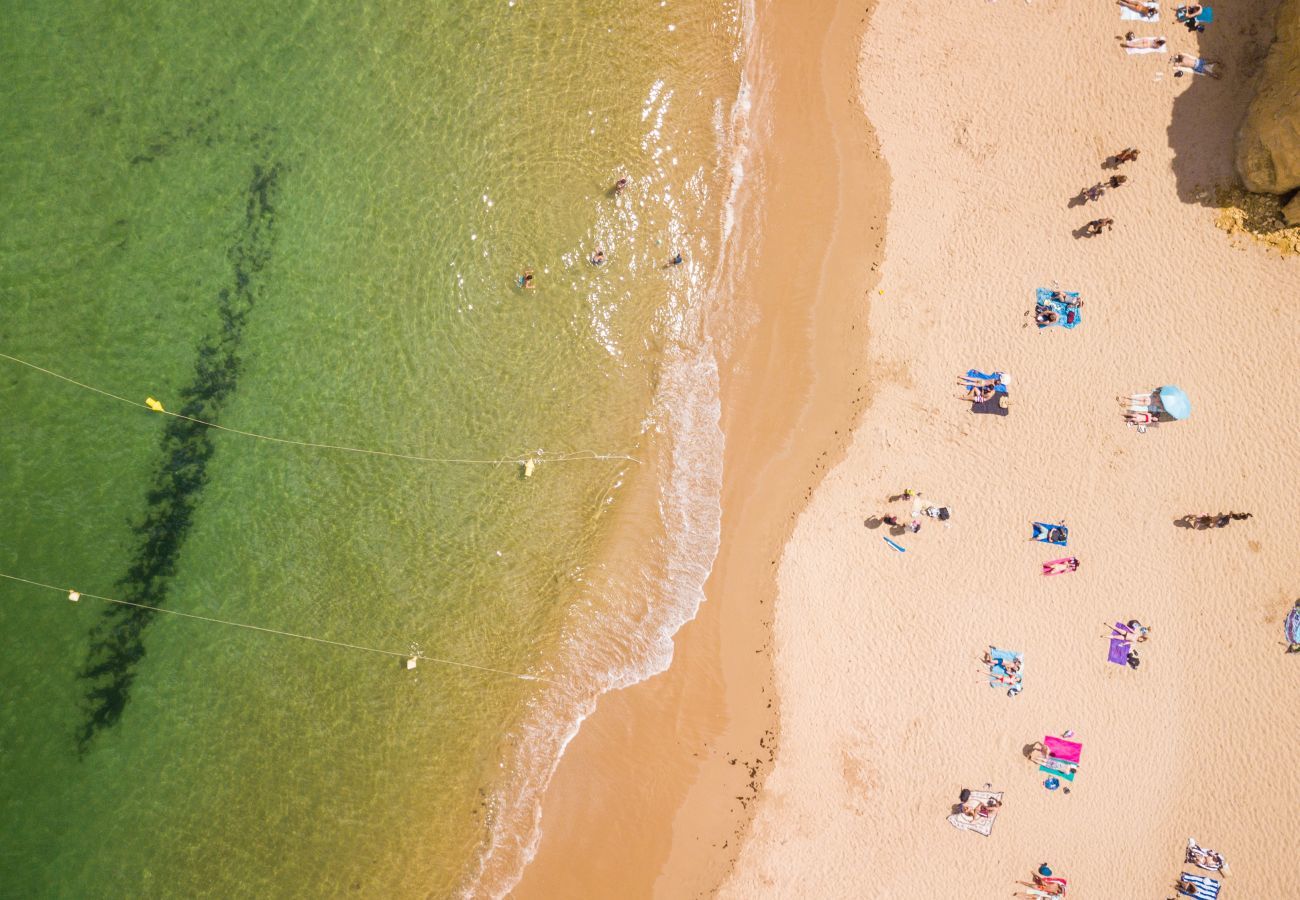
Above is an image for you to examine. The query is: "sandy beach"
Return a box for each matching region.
[722,0,1300,897]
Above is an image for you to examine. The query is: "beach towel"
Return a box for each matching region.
[1120,1,1160,20]
[1044,736,1082,763]
[1178,873,1221,898]
[1125,43,1169,54]
[1038,763,1077,782]
[947,790,1001,836]
[1108,637,1132,665]
[964,369,1009,393]
[1032,522,1069,546]
[1034,288,1082,329]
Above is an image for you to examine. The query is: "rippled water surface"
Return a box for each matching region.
[0,1,743,895]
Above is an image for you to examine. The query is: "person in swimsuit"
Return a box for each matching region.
[1109,174,1128,189]
[1121,32,1167,49]
[1125,410,1157,425]
[518,268,536,290]
[1112,147,1140,165]
[1117,0,1157,16]
[612,176,629,194]
[1084,218,1114,236]
[664,252,684,268]
[1035,306,1059,326]
[591,248,606,265]
[1173,54,1222,78]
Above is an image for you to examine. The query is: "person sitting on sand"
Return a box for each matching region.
[1084,218,1114,236]
[1109,174,1128,189]
[882,514,901,527]
[1177,4,1209,31]
[1118,0,1157,17]
[1176,875,1201,895]
[1036,306,1059,326]
[1127,619,1151,642]
[1173,53,1222,78]
[1112,147,1140,165]
[1121,32,1167,49]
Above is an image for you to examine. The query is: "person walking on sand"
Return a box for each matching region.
[1111,147,1140,165]
[1109,174,1128,189]
[1084,218,1114,236]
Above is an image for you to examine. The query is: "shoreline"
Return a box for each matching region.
[510,0,887,895]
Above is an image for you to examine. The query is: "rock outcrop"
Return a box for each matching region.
[1235,0,1300,200]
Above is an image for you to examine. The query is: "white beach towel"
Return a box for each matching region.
[1120,3,1160,21]
[1125,43,1169,54]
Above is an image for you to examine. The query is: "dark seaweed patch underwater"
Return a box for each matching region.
[76,163,282,752]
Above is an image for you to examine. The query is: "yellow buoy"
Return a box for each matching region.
[145,397,165,412]
[523,458,536,478]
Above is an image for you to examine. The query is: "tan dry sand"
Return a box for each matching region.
[724,0,1300,898]
[512,0,886,896]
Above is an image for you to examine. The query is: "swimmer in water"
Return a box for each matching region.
[664,252,683,268]
[591,249,605,266]
[518,268,536,290]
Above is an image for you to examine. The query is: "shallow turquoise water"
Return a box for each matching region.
[0,1,742,895]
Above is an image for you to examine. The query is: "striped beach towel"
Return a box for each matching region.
[1178,872,1221,898]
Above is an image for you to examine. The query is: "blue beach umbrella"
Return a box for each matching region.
[1157,385,1191,420]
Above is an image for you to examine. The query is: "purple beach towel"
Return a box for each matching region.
[1108,638,1131,665]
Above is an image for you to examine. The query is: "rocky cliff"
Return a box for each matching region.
[1235,0,1300,203]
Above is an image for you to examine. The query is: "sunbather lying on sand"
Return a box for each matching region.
[1172,53,1221,78]
[1187,846,1225,871]
[1125,410,1158,425]
[1042,557,1079,575]
[1119,391,1156,406]
[1048,290,1083,307]
[1121,32,1167,49]
[1117,0,1158,17]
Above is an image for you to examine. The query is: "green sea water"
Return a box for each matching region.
[0,1,744,896]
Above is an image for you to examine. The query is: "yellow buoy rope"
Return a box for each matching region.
[0,352,639,467]
[0,571,549,683]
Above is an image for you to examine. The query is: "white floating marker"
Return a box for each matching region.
[68,590,80,602]
[523,458,536,478]
[405,656,418,670]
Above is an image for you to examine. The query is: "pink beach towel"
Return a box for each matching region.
[1044,736,1082,763]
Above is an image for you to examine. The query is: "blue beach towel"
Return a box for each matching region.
[1032,522,1069,546]
[1034,289,1081,329]
[965,369,1008,393]
[1178,873,1221,898]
